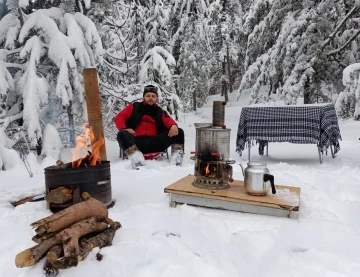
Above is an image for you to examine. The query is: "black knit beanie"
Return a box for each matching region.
[143,85,158,97]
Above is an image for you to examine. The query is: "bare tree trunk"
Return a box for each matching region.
[192,91,197,111]
[67,104,75,148]
[222,57,228,102]
[226,44,232,93]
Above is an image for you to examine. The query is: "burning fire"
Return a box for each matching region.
[71,123,104,168]
[205,164,210,176]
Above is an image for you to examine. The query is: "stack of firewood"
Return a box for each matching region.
[15,192,121,276]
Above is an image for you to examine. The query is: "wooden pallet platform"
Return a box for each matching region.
[164,175,301,219]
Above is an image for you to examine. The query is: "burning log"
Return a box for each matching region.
[83,68,107,161]
[46,187,73,204]
[72,152,101,168]
[55,160,71,169]
[31,192,108,236]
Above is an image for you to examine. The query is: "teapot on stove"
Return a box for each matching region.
[239,162,276,196]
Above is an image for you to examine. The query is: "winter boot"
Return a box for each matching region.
[170,144,184,166]
[124,145,146,169]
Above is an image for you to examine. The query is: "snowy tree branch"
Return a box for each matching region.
[0,112,23,129]
[4,62,25,70]
[327,29,360,56]
[100,82,139,103]
[321,6,359,50]
[7,47,23,55]
[104,59,127,74]
[104,4,131,30]
[330,55,347,68]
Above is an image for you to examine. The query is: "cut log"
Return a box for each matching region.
[46,245,63,265]
[32,232,57,244]
[11,194,45,207]
[31,193,108,235]
[43,261,59,277]
[46,187,73,204]
[53,221,121,269]
[15,216,109,268]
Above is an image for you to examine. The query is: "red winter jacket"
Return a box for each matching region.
[114,103,177,137]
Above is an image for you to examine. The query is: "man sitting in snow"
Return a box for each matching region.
[114,85,184,168]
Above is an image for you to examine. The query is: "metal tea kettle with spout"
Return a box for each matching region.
[239,162,276,196]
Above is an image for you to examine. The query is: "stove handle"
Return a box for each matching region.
[97,179,110,186]
[190,151,221,157]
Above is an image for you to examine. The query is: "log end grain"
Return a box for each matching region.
[15,249,36,268]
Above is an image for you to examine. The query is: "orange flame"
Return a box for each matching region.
[71,123,104,168]
[205,164,210,176]
[89,132,104,166]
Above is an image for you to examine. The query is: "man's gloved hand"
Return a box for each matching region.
[168,125,179,137]
[124,128,136,135]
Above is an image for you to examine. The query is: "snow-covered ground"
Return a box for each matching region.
[1,96,360,277]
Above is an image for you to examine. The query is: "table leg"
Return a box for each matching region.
[318,147,323,164]
[330,144,335,158]
[266,142,269,156]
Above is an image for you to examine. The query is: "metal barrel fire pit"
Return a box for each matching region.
[45,161,112,212]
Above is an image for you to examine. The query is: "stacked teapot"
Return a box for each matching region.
[239,162,276,196]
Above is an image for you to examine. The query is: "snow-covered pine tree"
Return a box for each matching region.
[172,0,210,17]
[207,0,242,101]
[209,2,226,99]
[145,0,171,52]
[60,0,76,13]
[0,5,103,150]
[237,0,360,109]
[336,63,360,119]
[139,45,179,117]
[141,2,180,114]
[29,0,93,13]
[178,15,211,111]
[91,1,148,139]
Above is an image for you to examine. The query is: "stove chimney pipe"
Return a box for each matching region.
[212,101,226,127]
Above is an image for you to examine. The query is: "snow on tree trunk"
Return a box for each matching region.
[0,127,22,171]
[41,123,62,159]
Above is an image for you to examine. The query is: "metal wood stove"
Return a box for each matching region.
[190,101,235,190]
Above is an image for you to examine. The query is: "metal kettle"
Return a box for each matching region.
[239,162,276,196]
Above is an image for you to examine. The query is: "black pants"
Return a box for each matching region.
[117,128,184,154]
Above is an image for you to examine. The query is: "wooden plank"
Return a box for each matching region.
[168,193,298,219]
[164,175,300,212]
[83,68,107,161]
[11,194,45,207]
